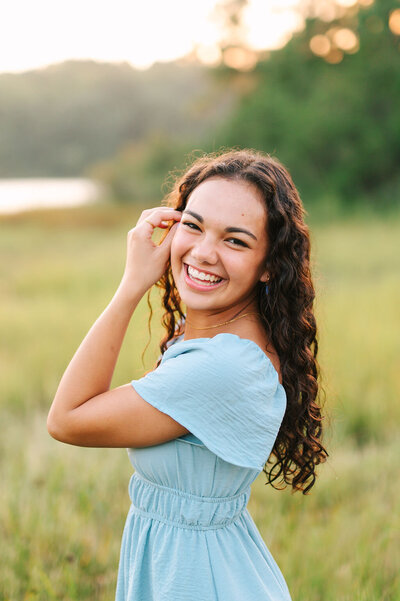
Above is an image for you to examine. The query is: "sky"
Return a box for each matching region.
[0,0,308,73]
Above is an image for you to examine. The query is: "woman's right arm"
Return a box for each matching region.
[47,207,183,446]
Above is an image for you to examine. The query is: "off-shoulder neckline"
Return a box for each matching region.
[173,332,284,389]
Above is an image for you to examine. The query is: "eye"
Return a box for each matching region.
[182,222,248,247]
[226,238,248,248]
[182,221,200,231]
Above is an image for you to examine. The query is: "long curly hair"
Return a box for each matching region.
[149,148,328,495]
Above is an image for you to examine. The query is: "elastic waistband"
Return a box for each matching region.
[129,472,250,531]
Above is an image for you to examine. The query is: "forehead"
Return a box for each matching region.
[186,177,267,229]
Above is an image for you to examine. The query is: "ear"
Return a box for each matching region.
[259,269,270,283]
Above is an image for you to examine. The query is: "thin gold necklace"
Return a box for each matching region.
[184,311,260,330]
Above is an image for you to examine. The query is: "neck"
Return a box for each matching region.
[183,298,260,339]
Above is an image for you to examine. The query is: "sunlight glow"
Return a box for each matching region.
[332,28,359,53]
[335,0,358,7]
[310,24,360,62]
[195,45,222,67]
[389,9,400,36]
[309,35,331,57]
[0,0,217,72]
[308,1,347,23]
[0,0,305,73]
[325,48,344,64]
[242,0,304,51]
[223,47,259,70]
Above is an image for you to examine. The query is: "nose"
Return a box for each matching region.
[190,235,218,265]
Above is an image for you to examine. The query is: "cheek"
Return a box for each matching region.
[171,228,191,256]
[229,255,254,275]
[170,230,187,271]
[227,254,265,284]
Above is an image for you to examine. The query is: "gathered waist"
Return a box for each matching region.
[128,472,251,531]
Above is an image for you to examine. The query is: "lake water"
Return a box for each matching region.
[0,178,103,214]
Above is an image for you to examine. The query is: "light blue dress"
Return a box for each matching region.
[115,333,292,601]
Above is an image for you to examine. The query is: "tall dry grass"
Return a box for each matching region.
[1,205,399,600]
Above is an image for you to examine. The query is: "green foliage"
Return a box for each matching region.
[0,60,223,177]
[0,205,399,599]
[210,0,400,210]
[1,2,398,213]
[97,0,400,211]
[89,133,194,205]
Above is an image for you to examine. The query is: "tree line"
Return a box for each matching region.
[0,0,398,211]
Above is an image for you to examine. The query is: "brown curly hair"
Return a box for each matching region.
[148,148,328,495]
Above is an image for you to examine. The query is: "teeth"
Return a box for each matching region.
[187,265,222,283]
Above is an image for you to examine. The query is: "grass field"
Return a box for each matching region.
[1,204,399,601]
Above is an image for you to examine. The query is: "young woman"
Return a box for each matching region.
[47,148,328,601]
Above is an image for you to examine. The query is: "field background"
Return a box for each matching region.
[0,204,399,601]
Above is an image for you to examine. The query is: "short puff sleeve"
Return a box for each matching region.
[131,333,286,470]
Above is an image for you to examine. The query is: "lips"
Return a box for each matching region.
[184,263,224,279]
[183,263,227,291]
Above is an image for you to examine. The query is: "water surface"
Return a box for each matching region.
[0,178,102,214]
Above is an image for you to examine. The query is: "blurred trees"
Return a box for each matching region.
[0,60,233,179]
[208,0,400,208]
[93,0,400,208]
[89,133,193,204]
[0,0,398,210]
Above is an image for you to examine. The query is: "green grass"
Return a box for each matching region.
[1,204,399,600]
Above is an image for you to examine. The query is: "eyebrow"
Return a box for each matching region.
[182,210,258,241]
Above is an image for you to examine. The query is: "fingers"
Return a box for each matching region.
[155,221,179,258]
[139,207,182,230]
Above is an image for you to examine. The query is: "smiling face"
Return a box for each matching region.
[170,176,269,315]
